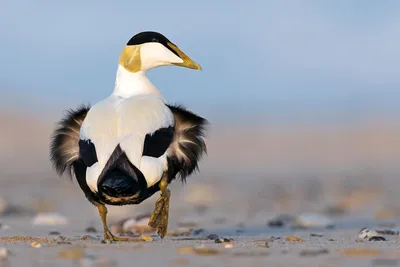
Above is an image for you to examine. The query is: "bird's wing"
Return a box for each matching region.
[50,105,91,178]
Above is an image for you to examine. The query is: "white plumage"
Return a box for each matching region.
[80,67,174,192]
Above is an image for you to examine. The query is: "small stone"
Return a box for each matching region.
[268,236,281,242]
[299,248,329,257]
[85,227,97,233]
[267,219,284,228]
[310,233,324,237]
[214,238,232,244]
[206,234,219,240]
[285,236,303,242]
[32,212,68,226]
[48,231,61,236]
[264,242,269,248]
[0,247,9,260]
[101,239,112,244]
[369,236,386,241]
[30,241,42,248]
[358,228,379,239]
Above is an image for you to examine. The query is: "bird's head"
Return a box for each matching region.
[118,31,202,73]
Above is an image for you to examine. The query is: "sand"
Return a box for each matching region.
[1,111,400,266]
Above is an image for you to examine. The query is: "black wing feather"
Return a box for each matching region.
[142,126,174,158]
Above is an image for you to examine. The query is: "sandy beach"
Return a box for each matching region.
[0,111,399,266]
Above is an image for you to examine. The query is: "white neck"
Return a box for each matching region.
[112,65,161,98]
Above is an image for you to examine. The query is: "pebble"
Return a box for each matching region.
[214,238,233,244]
[101,239,112,244]
[369,236,386,241]
[85,227,97,233]
[32,212,69,226]
[285,236,303,242]
[48,231,61,236]
[310,233,324,237]
[271,214,295,224]
[0,247,9,260]
[30,242,42,248]
[358,228,379,239]
[293,213,334,229]
[267,219,284,228]
[299,248,329,257]
[206,234,219,240]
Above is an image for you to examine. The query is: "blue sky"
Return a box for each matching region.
[1,1,400,124]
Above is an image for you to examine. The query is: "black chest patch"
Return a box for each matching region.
[142,126,174,158]
[79,139,98,167]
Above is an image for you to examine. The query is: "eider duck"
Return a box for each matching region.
[50,31,208,242]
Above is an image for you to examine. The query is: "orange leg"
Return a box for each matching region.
[148,176,170,238]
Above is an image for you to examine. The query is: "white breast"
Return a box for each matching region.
[80,94,174,192]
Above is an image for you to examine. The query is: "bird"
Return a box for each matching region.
[49,31,208,242]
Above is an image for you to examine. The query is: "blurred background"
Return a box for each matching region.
[1,0,400,228]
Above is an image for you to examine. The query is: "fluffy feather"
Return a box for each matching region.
[166,104,208,182]
[50,105,90,178]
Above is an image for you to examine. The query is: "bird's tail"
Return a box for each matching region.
[49,105,90,178]
[166,104,208,182]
